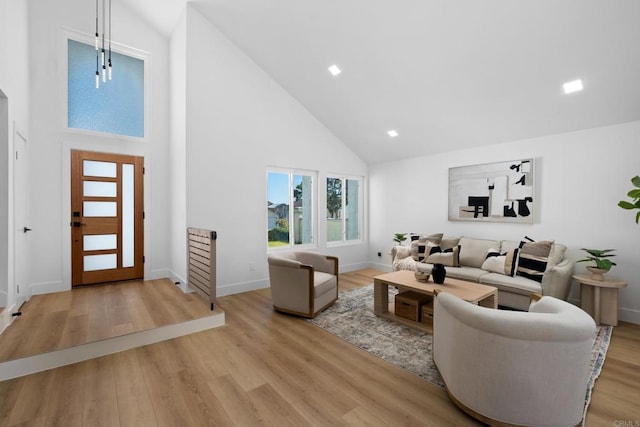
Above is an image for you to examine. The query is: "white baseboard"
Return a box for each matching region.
[0,304,16,335]
[619,307,640,325]
[147,268,173,281]
[165,270,192,293]
[340,261,375,273]
[217,278,269,297]
[30,280,67,295]
[367,261,393,272]
[0,309,225,381]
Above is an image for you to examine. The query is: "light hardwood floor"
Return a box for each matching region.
[0,279,212,363]
[0,269,638,426]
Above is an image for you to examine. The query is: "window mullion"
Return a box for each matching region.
[342,177,347,241]
[289,173,295,247]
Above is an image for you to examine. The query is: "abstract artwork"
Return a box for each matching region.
[448,159,535,223]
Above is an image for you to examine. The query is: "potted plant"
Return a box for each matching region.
[393,233,408,245]
[618,175,640,224]
[577,248,617,281]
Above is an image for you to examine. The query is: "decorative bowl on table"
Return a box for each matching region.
[414,271,430,282]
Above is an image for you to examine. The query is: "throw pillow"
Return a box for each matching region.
[410,233,444,261]
[425,245,460,267]
[481,248,519,276]
[517,239,553,283]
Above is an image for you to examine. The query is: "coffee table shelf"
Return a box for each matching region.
[373,270,498,332]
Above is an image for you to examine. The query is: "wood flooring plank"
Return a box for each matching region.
[136,343,198,427]
[111,350,158,427]
[246,383,310,427]
[173,366,235,426]
[0,377,24,425]
[58,313,89,349]
[206,374,264,426]
[43,363,86,421]
[81,356,120,426]
[6,369,55,425]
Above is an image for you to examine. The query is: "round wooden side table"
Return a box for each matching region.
[573,274,627,326]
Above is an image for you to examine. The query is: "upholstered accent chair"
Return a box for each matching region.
[433,291,596,427]
[267,252,339,318]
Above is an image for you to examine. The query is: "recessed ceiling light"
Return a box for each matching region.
[328,64,341,76]
[387,130,399,138]
[563,79,583,94]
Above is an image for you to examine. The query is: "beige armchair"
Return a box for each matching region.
[433,291,596,427]
[267,251,339,318]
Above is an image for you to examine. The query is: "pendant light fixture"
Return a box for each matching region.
[94,0,112,88]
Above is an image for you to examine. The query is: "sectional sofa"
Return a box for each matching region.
[390,234,574,310]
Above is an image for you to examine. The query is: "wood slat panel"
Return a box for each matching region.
[187,228,216,309]
[189,247,211,260]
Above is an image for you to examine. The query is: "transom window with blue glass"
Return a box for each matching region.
[67,39,145,138]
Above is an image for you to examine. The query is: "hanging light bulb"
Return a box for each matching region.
[108,0,112,80]
[93,0,114,88]
[95,52,100,88]
[94,0,99,50]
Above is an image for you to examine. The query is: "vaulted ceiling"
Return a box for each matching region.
[119,0,640,164]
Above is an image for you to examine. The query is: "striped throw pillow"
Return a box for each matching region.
[410,233,443,261]
[517,240,553,282]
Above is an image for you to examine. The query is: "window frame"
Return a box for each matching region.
[326,174,364,246]
[61,27,150,142]
[267,167,317,252]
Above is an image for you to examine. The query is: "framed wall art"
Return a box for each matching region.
[448,159,535,223]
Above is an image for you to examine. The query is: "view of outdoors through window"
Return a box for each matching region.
[327,177,361,243]
[267,171,314,248]
[267,170,361,248]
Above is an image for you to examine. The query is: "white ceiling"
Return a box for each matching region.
[119,0,640,164]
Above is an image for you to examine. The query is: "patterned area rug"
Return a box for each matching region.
[308,284,612,422]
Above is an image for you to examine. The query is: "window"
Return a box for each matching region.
[67,38,145,138]
[327,176,362,243]
[267,170,315,248]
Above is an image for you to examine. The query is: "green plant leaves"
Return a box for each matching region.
[628,189,640,199]
[580,248,616,257]
[619,175,640,224]
[577,248,617,271]
[393,233,407,243]
[618,201,636,209]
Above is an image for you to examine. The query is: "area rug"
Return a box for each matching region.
[308,284,612,422]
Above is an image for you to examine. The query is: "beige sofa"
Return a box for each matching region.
[433,291,596,426]
[391,234,574,310]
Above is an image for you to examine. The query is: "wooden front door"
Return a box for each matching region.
[71,150,144,286]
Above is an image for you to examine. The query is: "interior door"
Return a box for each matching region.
[71,150,144,286]
[14,127,29,307]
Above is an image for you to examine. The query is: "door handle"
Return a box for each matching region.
[23,227,32,233]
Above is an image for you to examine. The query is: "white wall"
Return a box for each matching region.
[369,120,640,324]
[0,0,29,311]
[181,6,369,295]
[169,11,188,284]
[26,0,171,295]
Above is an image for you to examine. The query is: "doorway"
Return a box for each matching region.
[70,150,144,286]
[0,90,7,309]
[13,126,28,308]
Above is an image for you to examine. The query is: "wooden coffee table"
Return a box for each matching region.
[374,270,498,332]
